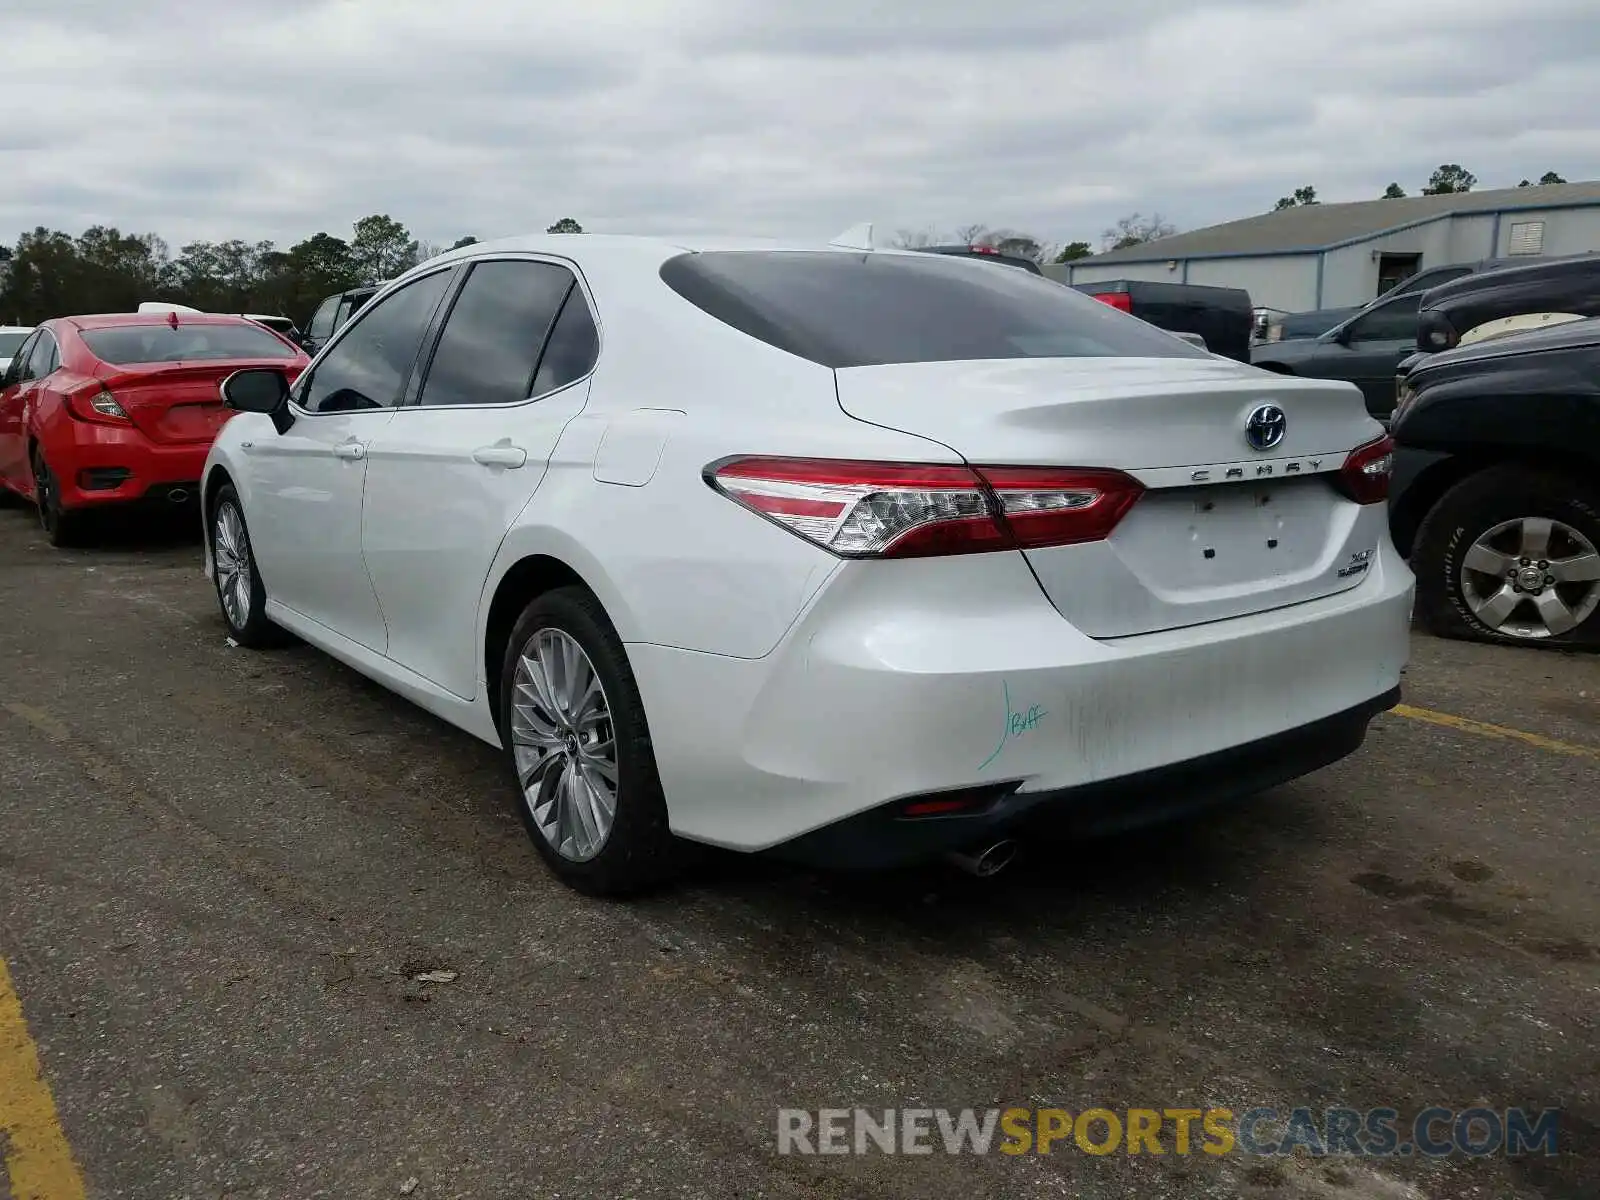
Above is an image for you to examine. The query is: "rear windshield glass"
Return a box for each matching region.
[659,251,1205,368]
[81,322,299,364]
[0,332,29,357]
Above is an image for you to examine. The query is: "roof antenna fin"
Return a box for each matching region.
[829,223,876,251]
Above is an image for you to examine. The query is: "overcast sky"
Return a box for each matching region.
[3,0,1597,254]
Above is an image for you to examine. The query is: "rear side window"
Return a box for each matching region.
[660,251,1204,368]
[82,322,298,364]
[531,288,599,396]
[417,260,575,407]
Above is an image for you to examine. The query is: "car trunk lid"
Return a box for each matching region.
[101,360,304,445]
[833,356,1389,637]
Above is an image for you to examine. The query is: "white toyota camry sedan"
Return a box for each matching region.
[202,233,1414,894]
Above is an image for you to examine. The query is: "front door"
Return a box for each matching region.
[244,267,456,652]
[0,330,42,487]
[1331,292,1424,415]
[361,258,601,699]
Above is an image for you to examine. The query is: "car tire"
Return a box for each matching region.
[498,586,681,896]
[31,445,86,547]
[1412,464,1600,648]
[209,485,284,648]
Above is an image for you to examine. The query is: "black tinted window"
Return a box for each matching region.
[307,297,339,340]
[1392,266,1473,297]
[82,323,297,365]
[660,251,1203,368]
[8,332,40,381]
[531,289,599,396]
[301,271,453,414]
[1348,293,1422,342]
[417,261,574,407]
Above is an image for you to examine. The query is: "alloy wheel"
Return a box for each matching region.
[1459,516,1600,638]
[509,628,618,862]
[213,501,254,629]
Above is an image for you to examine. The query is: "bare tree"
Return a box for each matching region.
[1101,213,1177,253]
[891,228,939,249]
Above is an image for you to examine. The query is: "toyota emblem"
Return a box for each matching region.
[1244,404,1287,451]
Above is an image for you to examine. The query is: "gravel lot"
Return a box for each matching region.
[1,501,1596,1200]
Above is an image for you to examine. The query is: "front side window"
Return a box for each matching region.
[660,250,1205,368]
[306,297,340,341]
[299,271,454,414]
[1347,293,1423,343]
[1392,267,1473,297]
[416,260,576,407]
[81,323,298,365]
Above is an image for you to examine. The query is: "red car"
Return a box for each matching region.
[0,312,310,545]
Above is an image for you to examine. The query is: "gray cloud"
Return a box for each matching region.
[2,0,1597,254]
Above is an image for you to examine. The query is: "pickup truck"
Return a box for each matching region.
[1388,317,1600,648]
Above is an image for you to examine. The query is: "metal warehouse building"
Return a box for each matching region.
[1048,180,1600,312]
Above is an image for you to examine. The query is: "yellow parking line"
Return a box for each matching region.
[1391,703,1600,760]
[0,955,87,1200]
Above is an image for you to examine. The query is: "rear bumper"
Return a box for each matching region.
[41,418,208,509]
[772,685,1399,869]
[627,537,1415,859]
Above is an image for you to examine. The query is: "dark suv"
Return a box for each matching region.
[1414,253,1600,353]
[1251,255,1591,416]
[302,284,382,354]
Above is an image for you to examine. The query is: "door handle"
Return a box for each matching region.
[332,441,365,460]
[472,443,528,469]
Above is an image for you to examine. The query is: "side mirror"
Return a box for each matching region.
[1329,323,1353,346]
[221,368,295,433]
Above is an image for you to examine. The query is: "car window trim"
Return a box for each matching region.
[400,252,600,413]
[7,331,42,383]
[1348,292,1421,342]
[290,264,461,418]
[29,330,59,378]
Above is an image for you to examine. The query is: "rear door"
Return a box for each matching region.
[361,258,600,699]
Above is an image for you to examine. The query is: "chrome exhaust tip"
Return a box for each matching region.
[945,839,1019,878]
[167,488,189,504]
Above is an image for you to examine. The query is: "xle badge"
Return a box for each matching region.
[1338,547,1375,578]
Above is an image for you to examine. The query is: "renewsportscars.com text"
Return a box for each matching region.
[776,1106,1560,1158]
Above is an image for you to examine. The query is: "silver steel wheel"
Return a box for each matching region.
[1460,516,1600,639]
[509,628,618,862]
[213,501,254,630]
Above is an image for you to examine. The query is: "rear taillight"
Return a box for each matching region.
[66,387,129,424]
[1090,291,1133,313]
[1334,435,1394,505]
[706,457,1144,558]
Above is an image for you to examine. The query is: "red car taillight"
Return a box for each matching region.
[65,386,130,425]
[1334,434,1394,505]
[1090,291,1133,313]
[706,457,1144,558]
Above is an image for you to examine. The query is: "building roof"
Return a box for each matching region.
[1082,180,1600,265]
